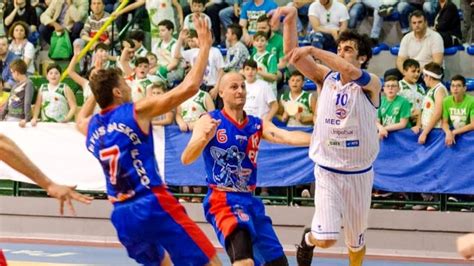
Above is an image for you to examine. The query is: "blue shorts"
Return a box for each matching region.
[111,186,216,265]
[203,188,285,263]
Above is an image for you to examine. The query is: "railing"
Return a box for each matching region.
[1,180,472,211]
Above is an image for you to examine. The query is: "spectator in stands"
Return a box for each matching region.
[150,82,175,126]
[114,38,136,72]
[461,0,473,43]
[251,31,278,96]
[0,36,19,90]
[39,0,88,44]
[177,29,224,94]
[418,62,448,145]
[346,0,383,44]
[31,64,77,124]
[0,79,8,115]
[433,0,462,48]
[114,0,183,49]
[222,24,249,72]
[122,57,154,102]
[129,30,148,59]
[377,75,412,139]
[442,74,474,146]
[254,15,284,69]
[8,21,35,76]
[205,0,229,45]
[397,0,438,34]
[219,0,246,32]
[152,20,179,69]
[1,59,33,127]
[78,0,117,48]
[308,0,349,51]
[4,0,39,39]
[386,10,444,80]
[176,88,215,132]
[280,71,316,127]
[413,62,447,211]
[242,59,278,120]
[239,0,278,46]
[66,43,100,113]
[286,0,313,35]
[183,0,212,31]
[398,59,425,131]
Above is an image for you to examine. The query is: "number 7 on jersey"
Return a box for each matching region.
[100,145,121,185]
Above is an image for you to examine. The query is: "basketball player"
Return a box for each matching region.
[271,6,381,266]
[75,17,221,266]
[181,72,311,266]
[0,133,93,265]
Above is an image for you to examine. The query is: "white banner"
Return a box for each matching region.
[0,122,165,191]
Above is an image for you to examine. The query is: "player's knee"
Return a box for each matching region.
[225,227,253,264]
[315,239,337,249]
[264,255,289,266]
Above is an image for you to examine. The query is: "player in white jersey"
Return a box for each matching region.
[271,6,381,266]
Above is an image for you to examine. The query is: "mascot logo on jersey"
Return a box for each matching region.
[210,145,252,191]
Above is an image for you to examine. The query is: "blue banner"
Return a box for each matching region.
[164,126,474,194]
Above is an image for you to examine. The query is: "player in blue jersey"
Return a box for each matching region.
[181,72,312,266]
[76,16,222,266]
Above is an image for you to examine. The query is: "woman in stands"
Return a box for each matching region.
[8,21,35,75]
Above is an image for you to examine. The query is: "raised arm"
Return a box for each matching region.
[270,7,331,87]
[135,16,212,126]
[181,115,220,165]
[262,120,310,146]
[67,45,89,88]
[76,95,97,136]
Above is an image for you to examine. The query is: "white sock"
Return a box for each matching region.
[305,232,315,247]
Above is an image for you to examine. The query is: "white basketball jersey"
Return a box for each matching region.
[309,72,379,171]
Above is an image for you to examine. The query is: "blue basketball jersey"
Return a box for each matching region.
[203,110,263,192]
[86,103,163,202]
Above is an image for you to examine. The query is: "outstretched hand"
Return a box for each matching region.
[46,184,93,215]
[193,14,212,48]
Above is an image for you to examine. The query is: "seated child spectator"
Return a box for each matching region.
[280,71,316,127]
[31,64,77,125]
[183,0,212,31]
[377,75,412,139]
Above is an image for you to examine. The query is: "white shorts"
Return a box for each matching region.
[310,165,374,250]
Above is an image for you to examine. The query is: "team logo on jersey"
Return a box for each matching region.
[335,108,347,119]
[233,205,250,222]
[210,146,252,191]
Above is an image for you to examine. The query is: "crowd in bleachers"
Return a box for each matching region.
[0,0,473,209]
